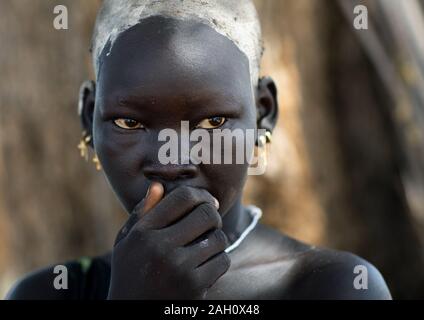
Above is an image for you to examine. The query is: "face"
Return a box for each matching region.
[90,16,260,216]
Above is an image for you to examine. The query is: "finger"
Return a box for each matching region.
[115,181,164,246]
[138,186,220,230]
[142,181,164,215]
[163,203,222,246]
[195,251,231,288]
[184,229,229,267]
[114,213,139,246]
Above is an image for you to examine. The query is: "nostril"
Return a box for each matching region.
[179,172,193,179]
[143,172,162,181]
[143,164,197,181]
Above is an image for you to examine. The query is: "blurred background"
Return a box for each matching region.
[1,0,424,299]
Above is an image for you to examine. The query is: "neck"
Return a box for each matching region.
[221,197,251,246]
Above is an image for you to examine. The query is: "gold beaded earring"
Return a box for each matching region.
[265,131,272,144]
[258,130,272,147]
[258,135,267,148]
[92,153,102,171]
[77,131,91,161]
[77,131,102,171]
[254,130,272,170]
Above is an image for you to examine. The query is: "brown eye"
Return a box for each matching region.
[197,116,227,129]
[113,118,144,130]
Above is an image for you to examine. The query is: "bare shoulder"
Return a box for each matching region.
[288,245,392,299]
[253,224,392,300]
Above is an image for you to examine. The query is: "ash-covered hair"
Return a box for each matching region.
[91,0,263,88]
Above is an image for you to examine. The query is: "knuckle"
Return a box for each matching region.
[197,188,217,207]
[198,203,217,225]
[127,226,151,243]
[218,252,231,269]
[174,186,197,203]
[115,214,139,244]
[212,229,228,247]
[139,215,156,229]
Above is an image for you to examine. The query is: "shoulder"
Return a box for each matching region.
[5,256,109,300]
[5,262,79,299]
[285,246,392,300]
[253,224,391,299]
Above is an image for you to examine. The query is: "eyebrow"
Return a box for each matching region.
[100,90,245,117]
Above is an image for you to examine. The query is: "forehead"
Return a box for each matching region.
[96,16,253,107]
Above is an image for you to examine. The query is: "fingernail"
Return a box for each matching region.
[141,185,153,213]
[213,197,220,209]
[146,182,155,199]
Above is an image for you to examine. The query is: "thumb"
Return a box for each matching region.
[141,181,164,215]
[114,181,164,246]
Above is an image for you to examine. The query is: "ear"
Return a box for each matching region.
[256,76,279,133]
[78,80,96,148]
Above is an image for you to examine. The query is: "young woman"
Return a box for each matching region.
[7,0,391,299]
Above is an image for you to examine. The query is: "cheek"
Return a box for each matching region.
[92,118,149,212]
[93,122,137,175]
[205,163,248,215]
[203,120,254,214]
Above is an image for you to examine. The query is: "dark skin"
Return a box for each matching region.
[7,16,391,300]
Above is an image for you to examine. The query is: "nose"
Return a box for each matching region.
[143,164,198,182]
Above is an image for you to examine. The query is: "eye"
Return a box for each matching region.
[196,116,227,129]
[113,118,144,130]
